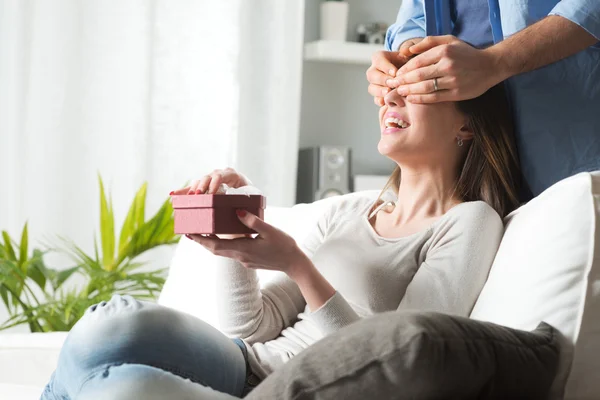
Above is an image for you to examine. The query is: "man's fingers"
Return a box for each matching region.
[395,64,439,86]
[371,51,402,77]
[398,46,446,74]
[366,66,393,87]
[399,38,423,58]
[406,89,458,104]
[409,35,457,55]
[397,77,444,96]
[368,84,391,98]
[373,96,385,107]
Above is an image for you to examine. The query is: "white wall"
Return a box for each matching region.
[300,0,401,176]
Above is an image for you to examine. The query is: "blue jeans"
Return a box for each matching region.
[41,295,259,399]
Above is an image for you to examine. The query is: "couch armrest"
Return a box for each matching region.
[0,332,67,387]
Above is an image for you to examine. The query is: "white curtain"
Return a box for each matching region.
[0,0,304,249]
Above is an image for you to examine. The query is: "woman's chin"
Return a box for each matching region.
[377,139,397,156]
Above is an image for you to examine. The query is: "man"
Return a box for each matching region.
[367,0,600,197]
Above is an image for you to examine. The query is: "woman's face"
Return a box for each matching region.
[377,89,470,165]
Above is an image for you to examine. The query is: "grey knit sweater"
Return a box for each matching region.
[214,196,503,379]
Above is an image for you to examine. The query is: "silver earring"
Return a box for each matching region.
[457,137,464,147]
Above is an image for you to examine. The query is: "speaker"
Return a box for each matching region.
[296,146,352,203]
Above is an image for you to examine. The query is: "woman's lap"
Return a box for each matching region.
[41,294,247,399]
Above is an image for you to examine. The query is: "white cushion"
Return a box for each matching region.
[0,332,67,387]
[158,191,381,326]
[471,172,600,399]
[0,383,44,400]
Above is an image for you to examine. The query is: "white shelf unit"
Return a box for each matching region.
[304,40,383,65]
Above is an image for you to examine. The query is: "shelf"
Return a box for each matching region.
[304,40,383,65]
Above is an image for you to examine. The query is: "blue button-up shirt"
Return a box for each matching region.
[450,0,494,48]
[386,0,600,197]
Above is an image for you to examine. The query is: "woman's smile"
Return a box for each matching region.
[381,111,411,135]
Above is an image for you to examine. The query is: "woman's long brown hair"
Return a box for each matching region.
[376,83,521,218]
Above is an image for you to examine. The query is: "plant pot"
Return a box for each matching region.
[320,1,349,42]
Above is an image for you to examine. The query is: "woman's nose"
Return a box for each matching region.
[384,88,406,108]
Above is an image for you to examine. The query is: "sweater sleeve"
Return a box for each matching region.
[304,199,368,336]
[216,202,338,344]
[215,259,305,344]
[397,202,504,316]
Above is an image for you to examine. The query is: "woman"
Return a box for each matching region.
[42,83,520,400]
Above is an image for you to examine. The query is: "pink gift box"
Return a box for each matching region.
[171,194,266,235]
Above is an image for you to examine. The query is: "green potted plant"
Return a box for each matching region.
[0,177,179,332]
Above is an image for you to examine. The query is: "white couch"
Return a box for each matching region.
[1,172,599,400]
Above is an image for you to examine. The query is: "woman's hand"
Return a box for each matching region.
[172,167,255,239]
[172,168,252,195]
[188,210,312,277]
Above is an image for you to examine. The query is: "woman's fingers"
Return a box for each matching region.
[171,187,191,195]
[194,175,211,194]
[207,171,224,194]
[187,180,201,194]
[236,210,275,237]
[171,167,253,196]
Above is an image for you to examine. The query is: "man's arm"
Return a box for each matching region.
[489,15,598,83]
[385,0,426,52]
[394,13,599,103]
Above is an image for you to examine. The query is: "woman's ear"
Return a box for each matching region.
[458,123,475,142]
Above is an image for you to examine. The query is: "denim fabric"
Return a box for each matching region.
[232,339,262,397]
[41,295,249,400]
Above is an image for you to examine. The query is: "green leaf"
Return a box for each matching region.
[118,182,147,255]
[93,235,100,264]
[18,223,28,271]
[0,284,44,331]
[0,258,27,303]
[98,175,115,271]
[134,184,147,231]
[26,260,46,291]
[115,196,177,266]
[1,181,176,333]
[2,231,17,261]
[0,286,10,313]
[60,237,101,271]
[54,266,80,289]
[24,249,49,290]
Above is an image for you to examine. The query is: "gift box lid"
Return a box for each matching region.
[171,194,266,209]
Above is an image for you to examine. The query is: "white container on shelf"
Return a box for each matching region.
[320,1,349,42]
